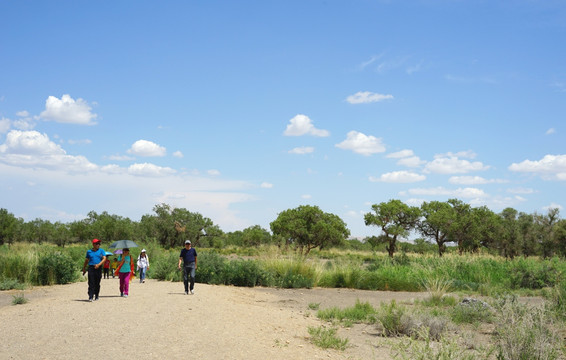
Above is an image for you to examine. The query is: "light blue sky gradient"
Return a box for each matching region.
[1,1,565,238]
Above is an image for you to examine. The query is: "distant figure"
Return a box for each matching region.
[82,239,106,302]
[178,240,198,295]
[137,249,150,283]
[116,248,133,298]
[103,257,111,279]
[111,258,118,278]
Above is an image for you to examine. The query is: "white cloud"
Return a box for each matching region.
[0,118,10,134]
[289,146,314,154]
[128,163,176,177]
[509,154,566,180]
[173,150,184,158]
[507,187,536,195]
[16,111,29,117]
[40,94,97,125]
[397,156,426,168]
[260,182,273,189]
[335,130,386,156]
[301,194,312,199]
[127,140,166,157]
[370,171,426,183]
[435,150,477,159]
[543,202,563,211]
[386,149,414,159]
[207,169,220,176]
[283,114,329,137]
[424,155,489,174]
[107,154,135,161]
[546,128,556,135]
[405,186,488,199]
[345,91,393,104]
[0,130,97,172]
[449,176,508,185]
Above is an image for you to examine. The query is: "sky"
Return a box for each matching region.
[0,1,565,239]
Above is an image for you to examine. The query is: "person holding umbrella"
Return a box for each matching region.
[82,239,107,302]
[116,248,134,297]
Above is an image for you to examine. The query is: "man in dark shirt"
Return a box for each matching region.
[178,240,198,295]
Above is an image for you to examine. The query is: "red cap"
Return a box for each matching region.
[92,238,101,244]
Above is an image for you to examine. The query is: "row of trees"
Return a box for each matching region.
[365,199,566,258]
[1,199,565,258]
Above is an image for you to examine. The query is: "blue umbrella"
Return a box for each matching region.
[105,251,113,256]
[108,240,139,249]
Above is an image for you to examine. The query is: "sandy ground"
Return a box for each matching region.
[0,278,432,360]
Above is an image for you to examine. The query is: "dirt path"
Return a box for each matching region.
[0,279,429,360]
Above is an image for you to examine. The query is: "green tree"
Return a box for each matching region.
[364,200,421,258]
[270,205,350,255]
[498,208,520,258]
[517,212,537,257]
[418,200,455,257]
[0,208,20,245]
[241,225,271,247]
[534,208,560,258]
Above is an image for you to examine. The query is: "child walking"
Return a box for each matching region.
[115,248,134,297]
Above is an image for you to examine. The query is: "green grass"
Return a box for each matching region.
[12,293,28,305]
[307,326,349,350]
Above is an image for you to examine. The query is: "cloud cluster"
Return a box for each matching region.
[345,91,393,104]
[284,114,329,137]
[335,131,386,156]
[127,140,167,157]
[40,94,97,125]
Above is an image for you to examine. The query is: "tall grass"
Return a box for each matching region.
[3,243,566,295]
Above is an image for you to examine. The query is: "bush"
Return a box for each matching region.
[224,259,262,287]
[151,251,183,282]
[307,326,349,350]
[0,278,25,290]
[508,259,558,290]
[196,251,227,285]
[36,252,77,285]
[377,300,408,337]
[494,296,562,360]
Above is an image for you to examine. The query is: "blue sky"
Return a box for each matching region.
[1,1,565,238]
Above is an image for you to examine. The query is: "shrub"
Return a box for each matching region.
[36,252,77,285]
[307,326,349,350]
[151,251,183,282]
[317,300,377,324]
[508,259,558,290]
[224,259,262,287]
[0,278,25,290]
[494,296,562,360]
[451,299,494,324]
[194,251,227,285]
[377,300,408,337]
[12,293,28,305]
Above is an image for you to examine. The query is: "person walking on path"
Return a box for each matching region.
[103,257,111,279]
[111,258,118,278]
[137,249,150,283]
[178,240,198,295]
[82,239,107,302]
[116,248,134,297]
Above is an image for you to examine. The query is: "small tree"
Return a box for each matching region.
[364,200,421,258]
[270,205,350,255]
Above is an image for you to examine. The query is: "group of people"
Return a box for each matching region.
[82,238,198,302]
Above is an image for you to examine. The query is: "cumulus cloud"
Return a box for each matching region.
[127,140,166,157]
[386,149,414,159]
[128,163,176,177]
[0,130,97,172]
[0,118,10,134]
[173,151,184,158]
[207,169,221,176]
[345,91,393,104]
[404,186,488,198]
[301,194,312,199]
[289,146,314,154]
[335,131,386,156]
[283,114,329,137]
[424,155,489,174]
[261,182,273,189]
[370,171,426,183]
[546,128,556,135]
[40,94,97,125]
[509,154,566,180]
[449,176,508,185]
[507,187,536,195]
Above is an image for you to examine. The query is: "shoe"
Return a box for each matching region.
[124,295,128,298]
[142,280,145,283]
[120,292,123,297]
[190,290,194,295]
[94,296,99,301]
[185,291,189,295]
[89,297,93,302]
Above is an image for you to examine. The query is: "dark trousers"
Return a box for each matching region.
[183,263,196,292]
[88,266,103,299]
